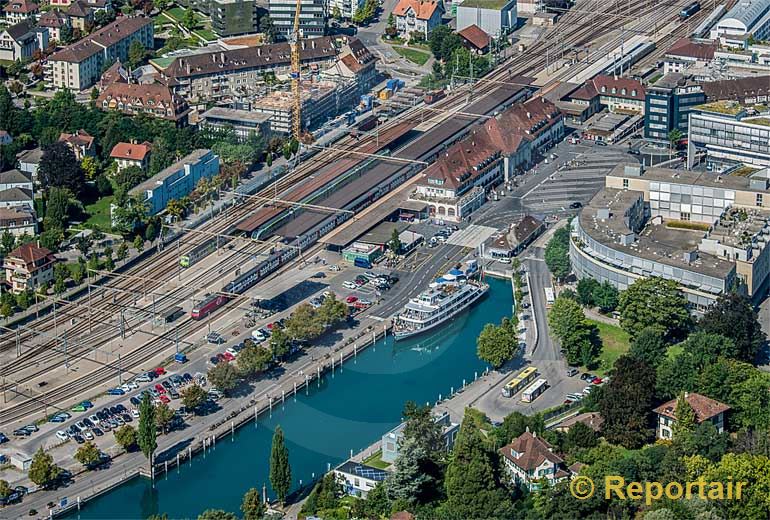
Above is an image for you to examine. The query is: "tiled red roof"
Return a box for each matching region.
[589,75,645,100]
[393,0,438,19]
[59,129,94,149]
[458,24,490,50]
[110,142,151,161]
[654,393,730,423]
[665,38,717,60]
[3,0,39,14]
[8,243,55,265]
[39,9,69,28]
[500,431,563,471]
[97,82,189,121]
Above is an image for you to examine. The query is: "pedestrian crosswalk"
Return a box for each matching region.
[523,150,630,212]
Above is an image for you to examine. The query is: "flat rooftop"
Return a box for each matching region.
[709,206,770,249]
[201,107,272,124]
[580,188,734,280]
[608,164,770,194]
[695,100,744,115]
[358,221,410,246]
[458,0,512,9]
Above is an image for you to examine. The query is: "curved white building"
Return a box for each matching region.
[711,0,770,41]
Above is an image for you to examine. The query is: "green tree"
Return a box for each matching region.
[672,392,697,441]
[494,411,545,446]
[283,303,323,341]
[241,487,266,520]
[44,186,72,231]
[564,421,598,454]
[599,355,656,448]
[114,424,138,451]
[181,383,208,412]
[28,447,60,488]
[576,277,600,306]
[76,233,93,258]
[594,281,619,313]
[81,155,99,181]
[389,227,402,253]
[116,241,129,262]
[618,277,691,341]
[138,394,157,463]
[74,441,101,469]
[182,8,197,29]
[269,426,292,504]
[1,230,16,254]
[402,401,444,458]
[155,402,175,434]
[301,472,342,515]
[544,227,571,280]
[269,327,290,359]
[444,411,509,518]
[628,326,668,368]
[103,245,114,270]
[385,437,434,504]
[133,235,144,252]
[53,262,69,294]
[701,453,770,520]
[315,294,348,329]
[549,296,600,366]
[0,480,10,499]
[208,362,239,395]
[476,321,516,368]
[699,292,765,363]
[39,142,86,196]
[15,289,32,310]
[127,40,147,69]
[237,341,274,377]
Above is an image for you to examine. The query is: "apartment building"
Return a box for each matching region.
[393,0,441,40]
[0,20,47,63]
[96,82,191,124]
[328,0,365,19]
[128,149,220,215]
[269,0,327,39]
[159,37,338,102]
[3,0,39,25]
[178,0,258,37]
[46,16,154,90]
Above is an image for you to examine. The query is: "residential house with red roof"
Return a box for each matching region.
[38,10,72,42]
[327,38,378,90]
[97,82,190,124]
[457,24,491,54]
[110,141,152,171]
[3,243,57,293]
[393,0,441,40]
[499,429,572,490]
[3,0,39,25]
[59,130,96,160]
[653,392,730,440]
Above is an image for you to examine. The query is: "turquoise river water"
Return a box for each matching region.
[65,277,511,519]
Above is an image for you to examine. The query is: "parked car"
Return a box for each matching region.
[73,434,85,444]
[569,201,583,209]
[71,403,87,412]
[49,415,66,423]
[153,367,166,376]
[83,431,94,441]
[12,429,30,437]
[222,352,235,362]
[329,264,341,271]
[591,377,604,385]
[206,332,225,344]
[159,395,171,404]
[92,427,103,437]
[135,373,152,383]
[342,281,356,289]
[0,433,8,444]
[580,373,594,381]
[107,388,125,396]
[566,368,578,377]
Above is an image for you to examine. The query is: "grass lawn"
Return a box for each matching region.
[585,319,631,376]
[83,195,114,232]
[392,46,431,66]
[164,7,203,23]
[193,28,217,41]
[363,450,391,469]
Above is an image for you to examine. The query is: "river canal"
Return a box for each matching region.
[66,277,511,519]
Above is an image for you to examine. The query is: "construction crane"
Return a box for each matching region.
[289,0,302,144]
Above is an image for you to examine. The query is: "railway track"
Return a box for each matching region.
[0,0,691,427]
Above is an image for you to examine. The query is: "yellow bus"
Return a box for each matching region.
[501,366,538,398]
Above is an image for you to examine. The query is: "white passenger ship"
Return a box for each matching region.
[393,260,488,340]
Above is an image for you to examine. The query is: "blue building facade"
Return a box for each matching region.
[644,73,705,142]
[130,149,220,215]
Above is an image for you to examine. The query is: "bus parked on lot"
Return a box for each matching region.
[502,366,538,398]
[522,378,548,403]
[544,287,555,308]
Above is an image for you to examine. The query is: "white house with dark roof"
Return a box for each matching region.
[0,169,33,192]
[333,461,387,498]
[3,0,39,24]
[499,429,572,491]
[0,187,33,210]
[653,392,730,439]
[0,20,45,62]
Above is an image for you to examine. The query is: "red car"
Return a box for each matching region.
[223,352,236,362]
[592,377,603,385]
[159,395,171,404]
[155,384,166,394]
[346,295,358,304]
[154,367,166,376]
